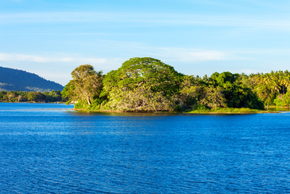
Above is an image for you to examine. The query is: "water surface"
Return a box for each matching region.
[0,103,290,193]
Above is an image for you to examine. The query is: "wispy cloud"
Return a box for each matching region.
[0,53,125,75]
[0,48,232,66]
[0,53,124,85]
[1,12,290,30]
[151,47,230,62]
[228,69,260,75]
[33,72,71,79]
[0,53,107,63]
[5,47,288,74]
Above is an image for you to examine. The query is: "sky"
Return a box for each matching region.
[1,0,290,86]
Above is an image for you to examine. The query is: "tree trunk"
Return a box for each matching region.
[86,93,91,105]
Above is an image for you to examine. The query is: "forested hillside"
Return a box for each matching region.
[63,57,290,112]
[0,66,63,92]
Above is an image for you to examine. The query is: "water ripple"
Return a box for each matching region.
[0,103,290,193]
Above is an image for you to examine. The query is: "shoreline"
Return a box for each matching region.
[74,108,279,115]
[0,103,281,114]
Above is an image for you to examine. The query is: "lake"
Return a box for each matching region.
[0,103,290,193]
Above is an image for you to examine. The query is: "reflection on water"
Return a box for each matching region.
[1,103,290,193]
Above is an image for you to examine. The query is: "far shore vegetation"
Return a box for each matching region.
[0,90,66,103]
[59,57,290,114]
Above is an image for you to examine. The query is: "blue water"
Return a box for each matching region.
[0,103,290,193]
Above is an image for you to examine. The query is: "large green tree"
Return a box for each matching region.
[62,64,104,106]
[206,72,264,109]
[101,57,183,111]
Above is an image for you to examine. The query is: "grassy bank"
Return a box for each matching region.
[186,107,278,114]
[266,106,290,111]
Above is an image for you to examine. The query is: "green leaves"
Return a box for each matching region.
[63,64,104,107]
[102,57,183,111]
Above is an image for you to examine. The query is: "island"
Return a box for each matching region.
[61,57,289,114]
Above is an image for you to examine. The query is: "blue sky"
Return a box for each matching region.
[1,0,290,85]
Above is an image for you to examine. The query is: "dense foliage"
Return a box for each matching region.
[63,57,290,112]
[238,71,290,107]
[0,66,63,92]
[61,64,104,108]
[100,57,183,111]
[0,90,65,103]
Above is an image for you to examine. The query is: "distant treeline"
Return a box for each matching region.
[0,90,66,103]
[61,57,290,112]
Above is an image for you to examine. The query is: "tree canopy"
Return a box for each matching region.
[61,64,104,106]
[101,57,183,111]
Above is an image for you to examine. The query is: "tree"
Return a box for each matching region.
[7,92,15,102]
[17,95,22,102]
[199,86,226,108]
[63,64,104,106]
[61,80,76,103]
[178,75,201,109]
[283,91,290,107]
[102,57,183,111]
[244,70,290,106]
[27,92,37,101]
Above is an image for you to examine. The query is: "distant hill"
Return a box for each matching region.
[0,66,63,92]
